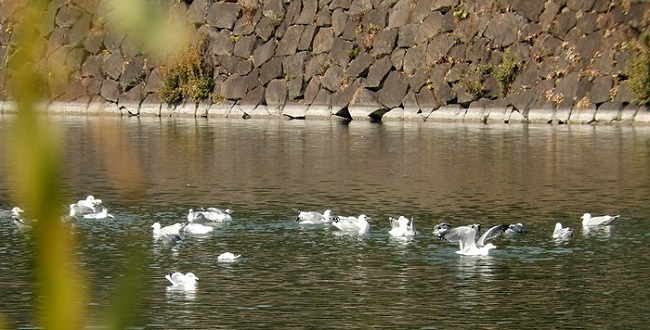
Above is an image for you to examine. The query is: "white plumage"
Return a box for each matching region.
[183,223,214,235]
[437,224,509,256]
[165,271,198,289]
[296,209,332,224]
[200,208,233,222]
[388,216,416,237]
[581,213,620,226]
[332,214,370,234]
[552,222,573,239]
[217,252,241,262]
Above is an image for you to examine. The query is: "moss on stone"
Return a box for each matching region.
[159,34,214,104]
[628,31,650,105]
[492,51,519,96]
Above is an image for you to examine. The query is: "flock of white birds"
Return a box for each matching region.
[295,209,621,257]
[7,197,621,291]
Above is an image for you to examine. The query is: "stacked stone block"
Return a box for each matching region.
[1,0,650,124]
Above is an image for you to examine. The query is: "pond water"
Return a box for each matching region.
[0,115,649,329]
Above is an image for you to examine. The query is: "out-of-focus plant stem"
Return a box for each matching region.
[4,0,191,328]
[7,1,87,329]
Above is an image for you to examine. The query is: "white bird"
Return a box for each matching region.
[296,209,332,224]
[11,206,24,218]
[505,223,528,235]
[199,208,233,222]
[152,222,186,237]
[388,216,416,237]
[11,207,34,229]
[68,203,95,216]
[433,222,452,236]
[581,213,620,226]
[165,271,198,289]
[81,207,114,220]
[437,224,509,256]
[186,209,204,223]
[332,214,370,234]
[217,252,241,262]
[76,195,102,212]
[183,222,214,235]
[552,222,573,239]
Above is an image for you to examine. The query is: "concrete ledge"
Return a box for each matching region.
[348,105,379,120]
[527,107,554,124]
[208,102,234,117]
[426,105,465,122]
[282,104,308,119]
[506,107,527,123]
[139,102,161,116]
[305,104,331,119]
[3,100,650,125]
[570,106,596,124]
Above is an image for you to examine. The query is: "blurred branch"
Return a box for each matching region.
[3,0,190,328]
[7,1,88,329]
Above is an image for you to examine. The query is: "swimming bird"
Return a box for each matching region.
[152,222,187,237]
[199,208,233,222]
[159,232,183,244]
[552,222,573,239]
[11,206,24,218]
[437,224,509,256]
[581,213,620,226]
[182,222,214,235]
[332,214,370,234]
[76,195,103,212]
[296,209,332,224]
[186,209,204,223]
[81,207,114,220]
[217,252,241,262]
[433,222,452,237]
[505,223,528,235]
[68,203,95,216]
[165,271,198,289]
[11,207,34,229]
[388,216,416,237]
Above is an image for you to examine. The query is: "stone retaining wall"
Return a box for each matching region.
[2,0,650,124]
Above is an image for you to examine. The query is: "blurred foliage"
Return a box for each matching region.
[3,0,185,328]
[159,34,214,104]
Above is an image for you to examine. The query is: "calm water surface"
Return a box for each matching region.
[0,115,649,329]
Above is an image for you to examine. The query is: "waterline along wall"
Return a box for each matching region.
[2,0,650,124]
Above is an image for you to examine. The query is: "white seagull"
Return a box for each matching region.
[552,222,573,239]
[186,209,204,223]
[165,271,198,289]
[217,252,241,262]
[332,214,370,234]
[76,195,103,212]
[437,224,509,256]
[152,222,187,237]
[183,222,214,235]
[581,213,620,226]
[68,203,95,216]
[388,216,416,237]
[199,208,233,222]
[433,222,452,236]
[296,209,333,224]
[81,207,114,220]
[11,207,34,229]
[11,206,24,218]
[505,223,528,235]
